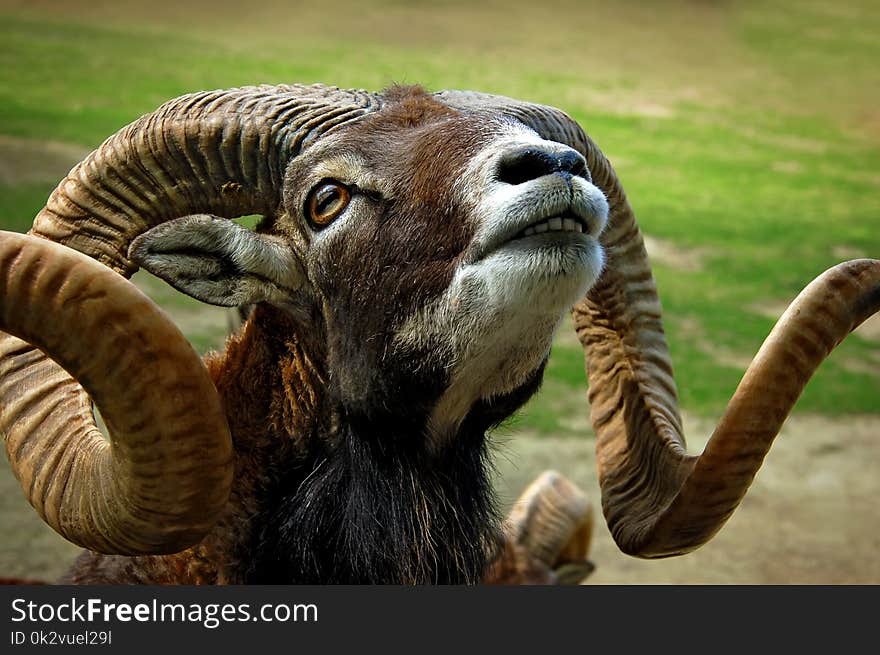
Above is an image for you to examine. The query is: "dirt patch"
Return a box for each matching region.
[495,412,880,584]
[770,160,805,175]
[733,126,831,155]
[575,92,677,120]
[643,235,712,272]
[0,135,89,185]
[854,313,880,343]
[836,349,880,378]
[832,245,869,259]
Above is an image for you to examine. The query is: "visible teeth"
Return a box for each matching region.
[517,216,588,239]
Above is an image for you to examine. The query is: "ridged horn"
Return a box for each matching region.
[504,470,593,569]
[1,84,381,554]
[33,84,381,275]
[436,90,880,558]
[0,232,232,553]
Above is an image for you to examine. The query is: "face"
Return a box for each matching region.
[276,90,609,439]
[133,88,608,441]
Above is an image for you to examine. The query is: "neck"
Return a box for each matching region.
[243,415,500,584]
[206,306,503,584]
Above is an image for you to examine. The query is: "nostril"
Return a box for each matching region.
[496,146,587,185]
[559,149,588,179]
[497,148,557,185]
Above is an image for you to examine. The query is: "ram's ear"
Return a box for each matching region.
[129,214,304,307]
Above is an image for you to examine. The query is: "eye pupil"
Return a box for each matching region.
[316,187,340,212]
[307,181,351,227]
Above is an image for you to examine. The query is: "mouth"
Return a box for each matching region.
[469,175,609,265]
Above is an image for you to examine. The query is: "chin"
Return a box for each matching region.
[468,237,605,317]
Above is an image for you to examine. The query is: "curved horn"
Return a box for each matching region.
[504,470,593,570]
[437,90,880,558]
[1,84,381,553]
[34,84,380,275]
[0,232,232,553]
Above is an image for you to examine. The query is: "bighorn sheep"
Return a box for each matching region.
[0,84,876,584]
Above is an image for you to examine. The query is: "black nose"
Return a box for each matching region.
[496,146,587,185]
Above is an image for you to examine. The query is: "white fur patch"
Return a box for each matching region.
[394,125,610,443]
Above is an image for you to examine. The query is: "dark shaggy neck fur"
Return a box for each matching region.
[223,303,546,585]
[244,416,500,584]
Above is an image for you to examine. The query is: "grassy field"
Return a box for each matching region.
[1,0,877,424]
[0,0,878,582]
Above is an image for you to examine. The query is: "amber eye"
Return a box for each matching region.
[306,181,351,227]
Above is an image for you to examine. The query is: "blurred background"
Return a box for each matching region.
[0,0,877,583]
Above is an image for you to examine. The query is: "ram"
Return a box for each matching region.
[0,84,876,584]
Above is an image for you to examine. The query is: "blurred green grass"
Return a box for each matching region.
[0,0,877,432]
